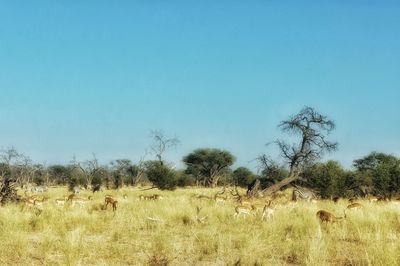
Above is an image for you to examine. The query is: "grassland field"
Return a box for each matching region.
[0,186,400,266]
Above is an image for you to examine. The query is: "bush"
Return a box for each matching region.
[146,161,178,190]
[233,167,255,187]
[176,172,195,187]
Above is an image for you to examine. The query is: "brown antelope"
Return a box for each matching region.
[71,196,92,208]
[234,205,256,218]
[347,202,363,210]
[139,194,163,200]
[214,187,227,204]
[67,193,76,202]
[316,210,346,223]
[104,195,118,211]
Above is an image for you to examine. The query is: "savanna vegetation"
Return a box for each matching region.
[1,107,400,265]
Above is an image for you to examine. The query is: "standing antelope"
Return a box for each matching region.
[316,210,346,223]
[214,187,227,204]
[261,201,274,221]
[347,202,363,210]
[230,186,252,206]
[104,195,118,211]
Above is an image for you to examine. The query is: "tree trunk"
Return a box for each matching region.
[261,174,301,196]
[211,175,220,188]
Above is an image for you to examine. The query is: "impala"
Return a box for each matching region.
[139,194,164,200]
[214,188,227,204]
[104,195,118,211]
[261,201,274,221]
[316,210,346,223]
[347,202,363,210]
[230,186,252,206]
[71,196,92,208]
[234,205,256,218]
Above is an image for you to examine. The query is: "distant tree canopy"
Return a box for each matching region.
[303,160,347,198]
[233,167,256,187]
[1,110,400,200]
[183,148,235,187]
[353,152,400,198]
[145,161,178,190]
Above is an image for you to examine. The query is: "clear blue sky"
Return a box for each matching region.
[1,1,399,171]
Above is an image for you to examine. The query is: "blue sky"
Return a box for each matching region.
[1,1,399,171]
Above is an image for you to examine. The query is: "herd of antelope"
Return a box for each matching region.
[18,185,400,225]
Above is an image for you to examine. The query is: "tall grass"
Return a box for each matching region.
[0,187,399,265]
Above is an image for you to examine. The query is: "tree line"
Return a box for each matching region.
[1,107,399,199]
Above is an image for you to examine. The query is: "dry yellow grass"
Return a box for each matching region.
[0,187,399,265]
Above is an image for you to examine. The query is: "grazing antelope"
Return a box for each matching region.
[347,202,363,210]
[234,205,256,218]
[71,196,92,208]
[139,194,163,200]
[104,195,118,211]
[316,210,346,223]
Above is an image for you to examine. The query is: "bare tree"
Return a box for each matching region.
[0,147,23,204]
[150,130,180,165]
[260,106,338,196]
[132,151,148,185]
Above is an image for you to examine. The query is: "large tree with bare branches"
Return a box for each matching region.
[260,106,338,196]
[150,130,179,166]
